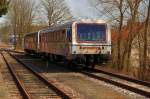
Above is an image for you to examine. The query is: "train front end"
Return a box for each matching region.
[71,20,111,67]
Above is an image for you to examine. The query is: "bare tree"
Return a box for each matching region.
[89,0,145,69]
[8,0,36,49]
[89,0,150,81]
[89,0,129,70]
[139,0,150,80]
[41,0,72,26]
[121,0,142,72]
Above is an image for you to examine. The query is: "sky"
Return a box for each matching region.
[0,0,101,24]
[66,0,100,19]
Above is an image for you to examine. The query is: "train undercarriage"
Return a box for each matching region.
[25,49,110,69]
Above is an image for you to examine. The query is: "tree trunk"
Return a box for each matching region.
[141,0,150,80]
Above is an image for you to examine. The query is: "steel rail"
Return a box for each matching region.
[41,57,150,98]
[80,70,150,98]
[9,50,150,98]
[93,68,150,87]
[7,51,72,99]
[10,49,150,88]
[1,52,31,99]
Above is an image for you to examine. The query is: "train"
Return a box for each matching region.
[23,19,111,68]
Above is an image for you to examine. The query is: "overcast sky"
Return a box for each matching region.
[66,0,100,19]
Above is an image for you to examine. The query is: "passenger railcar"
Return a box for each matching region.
[24,32,39,54]
[24,19,111,68]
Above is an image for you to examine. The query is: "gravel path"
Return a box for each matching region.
[44,72,131,99]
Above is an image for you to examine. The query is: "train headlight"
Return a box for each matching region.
[107,51,110,55]
[102,46,104,50]
[73,51,76,54]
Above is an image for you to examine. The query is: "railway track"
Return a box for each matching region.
[1,51,73,99]
[80,70,150,98]
[8,50,150,98]
[93,67,150,87]
[9,51,130,98]
[0,52,23,99]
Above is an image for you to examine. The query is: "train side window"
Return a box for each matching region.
[46,33,48,42]
[59,31,61,41]
[56,32,58,41]
[53,32,55,41]
[44,34,46,42]
[44,34,45,42]
[49,33,51,42]
[51,32,53,41]
[55,32,56,41]
[58,31,60,42]
[54,32,57,41]
[45,34,47,42]
[49,33,50,41]
[57,31,59,41]
[47,33,49,42]
[43,34,45,42]
[63,30,65,41]
[58,31,61,42]
[59,31,63,42]
[57,31,59,42]
[61,30,63,41]
[51,32,52,41]
[67,29,71,42]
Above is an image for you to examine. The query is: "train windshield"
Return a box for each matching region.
[77,23,106,42]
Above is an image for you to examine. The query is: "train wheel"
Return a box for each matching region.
[91,62,95,69]
[52,54,56,61]
[85,55,95,69]
[64,59,73,68]
[64,58,69,66]
[68,60,73,69]
[85,55,90,68]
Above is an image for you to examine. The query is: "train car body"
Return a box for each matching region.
[39,23,71,57]
[24,19,111,68]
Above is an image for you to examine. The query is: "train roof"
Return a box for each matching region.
[24,19,107,35]
[24,32,38,37]
[40,19,107,33]
[40,22,73,33]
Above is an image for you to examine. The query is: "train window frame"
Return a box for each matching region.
[75,23,107,43]
[57,31,61,42]
[48,33,50,42]
[46,33,48,42]
[55,31,57,42]
[58,30,61,42]
[51,32,53,41]
[53,32,55,41]
[62,30,65,42]
[56,31,58,42]
[67,28,72,42]
[58,31,60,42]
